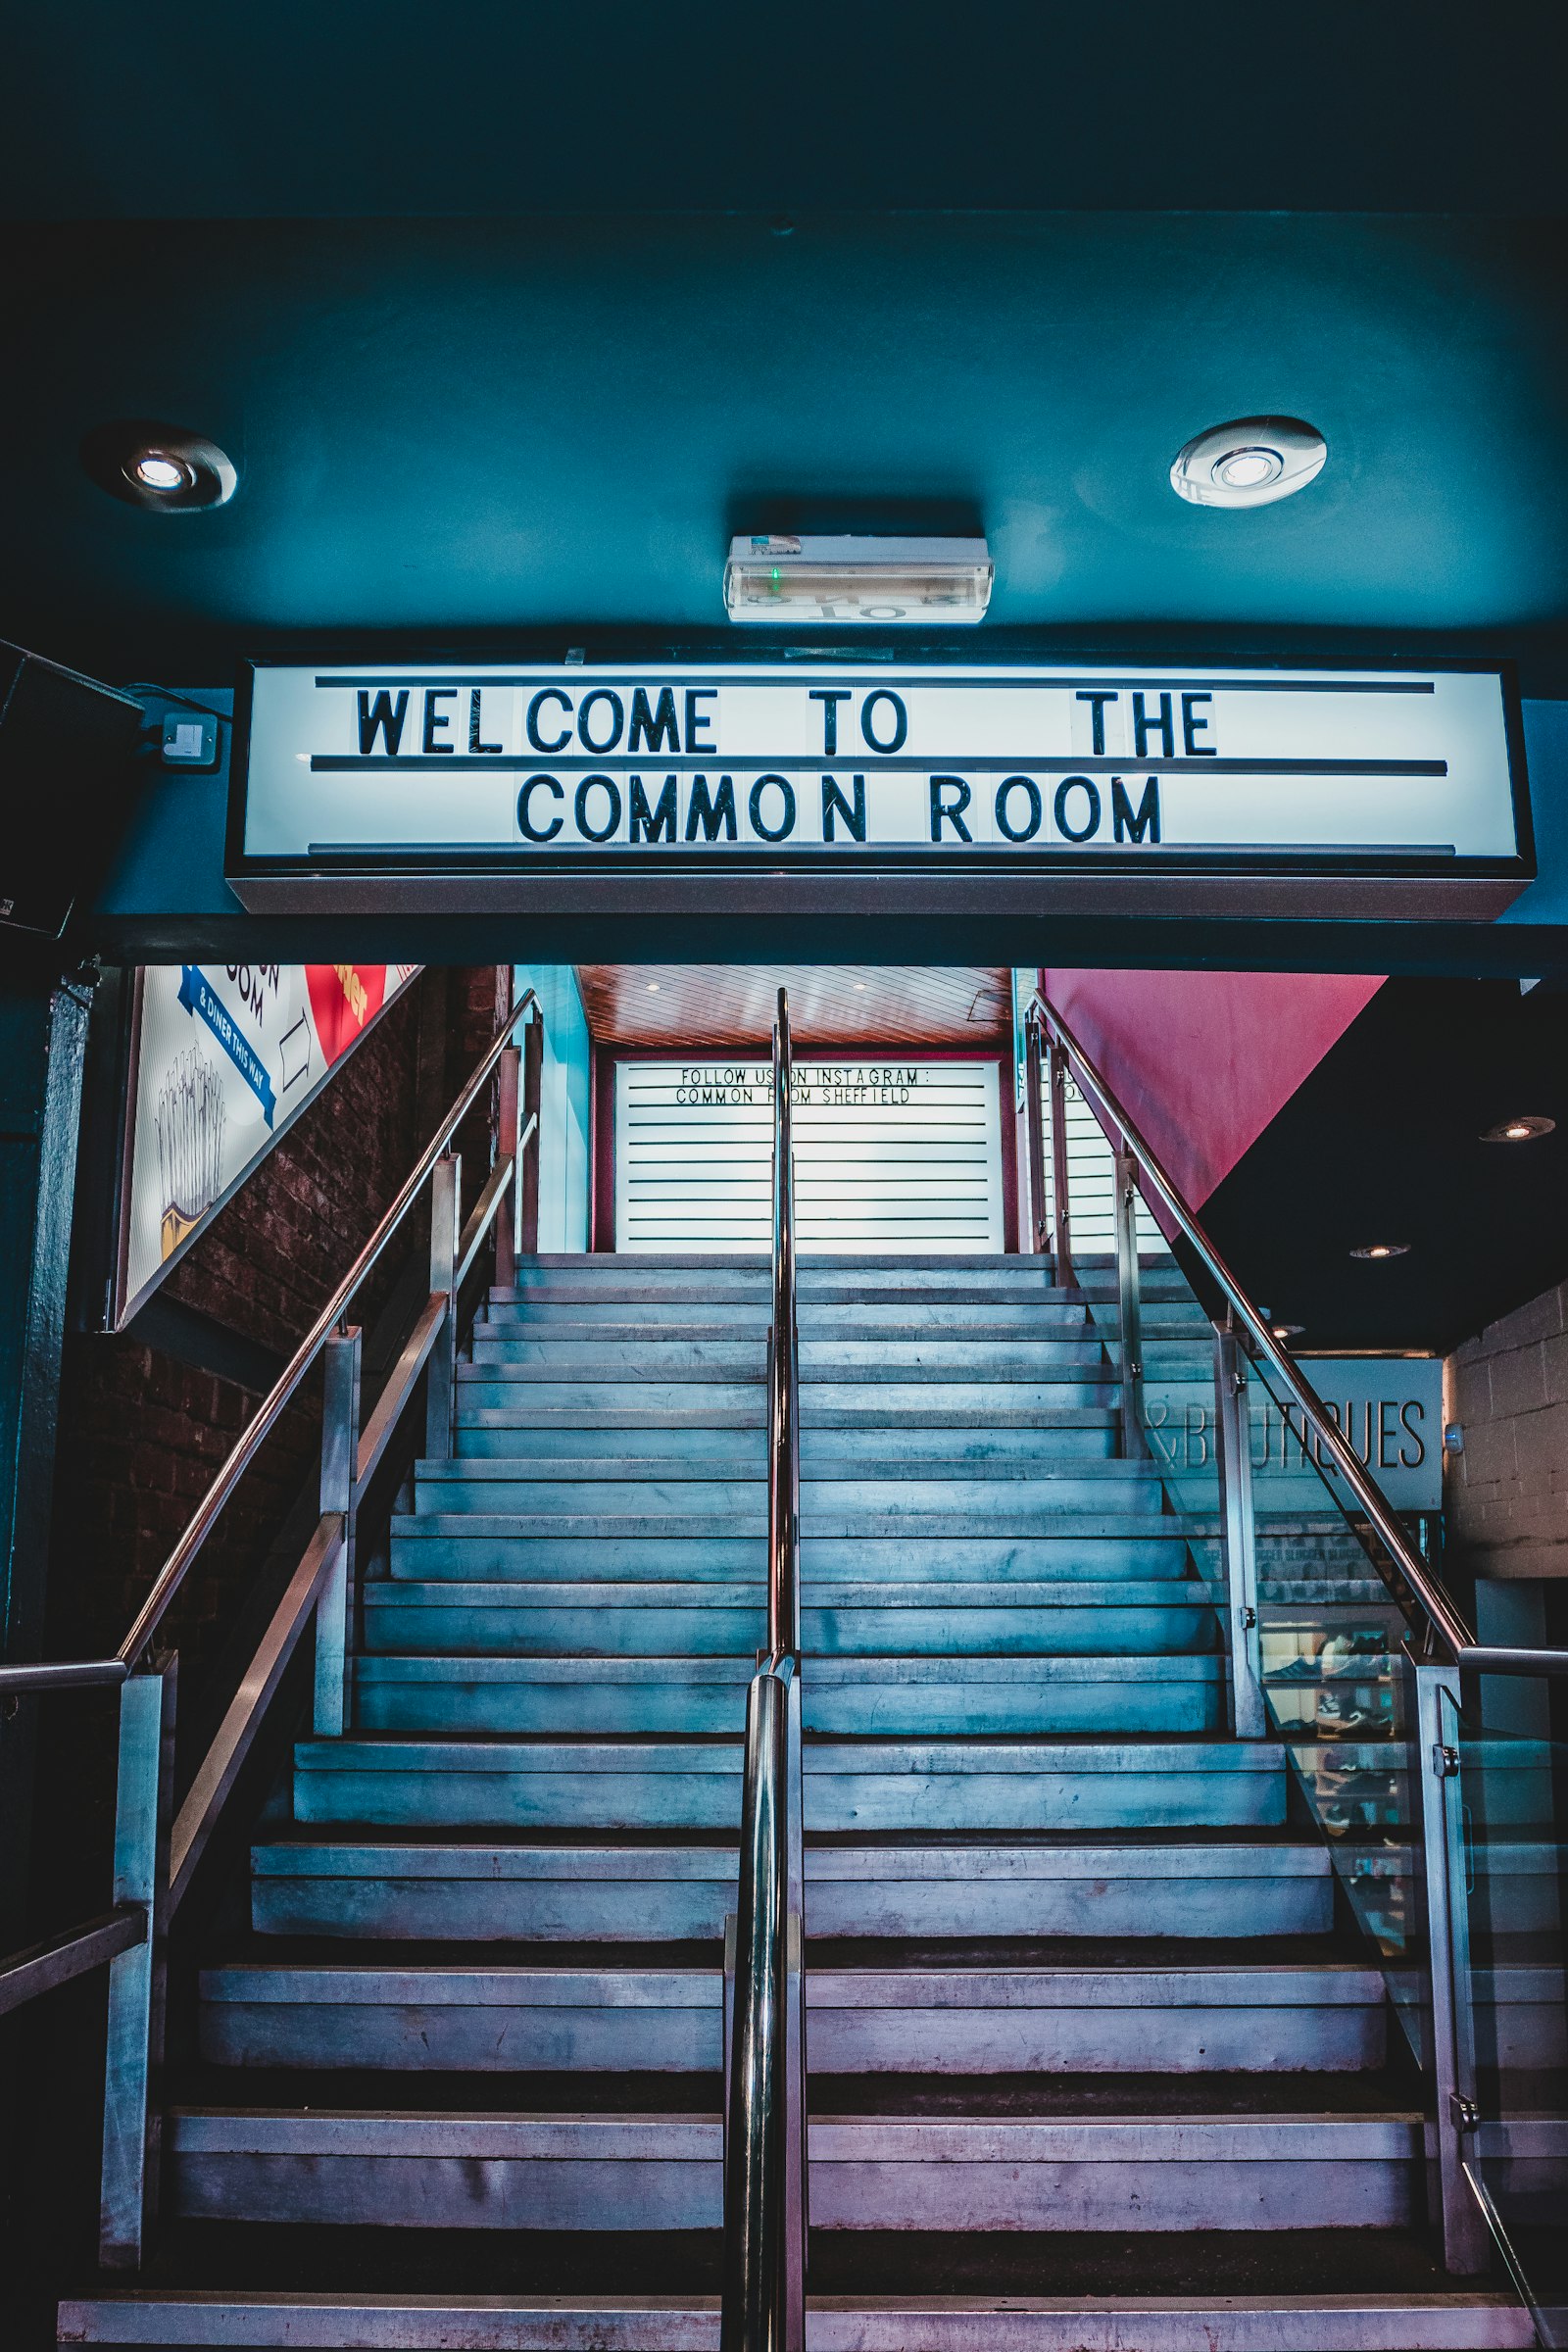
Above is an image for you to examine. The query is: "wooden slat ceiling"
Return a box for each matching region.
[575,967,1012,1053]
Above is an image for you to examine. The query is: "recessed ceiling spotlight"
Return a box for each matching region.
[853,982,867,991]
[646,981,661,993]
[130,452,194,493]
[1270,1323,1305,1341]
[1481,1114,1555,1143]
[1349,1243,1410,1260]
[1170,416,1327,510]
[81,418,237,512]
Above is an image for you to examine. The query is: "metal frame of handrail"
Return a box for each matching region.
[1456,1643,1568,1677]
[723,988,806,2352]
[768,990,801,1657]
[1023,982,1513,2278]
[116,986,539,1670]
[0,980,544,2274]
[1025,987,1472,1664]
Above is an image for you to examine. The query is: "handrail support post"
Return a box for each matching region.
[1113,1145,1144,1456]
[99,1658,175,2270]
[314,1324,362,1738]
[519,1013,543,1256]
[1213,1325,1264,1740]
[1023,1014,1049,1254]
[1411,1660,1489,2274]
[494,1043,520,1292]
[1046,1031,1075,1288]
[426,1154,461,1461]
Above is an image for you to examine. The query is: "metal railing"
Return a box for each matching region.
[722,988,806,2352]
[0,982,543,2272]
[1024,984,1515,2275]
[1024,989,1472,1663]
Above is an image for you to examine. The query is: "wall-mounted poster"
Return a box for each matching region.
[117,961,419,1324]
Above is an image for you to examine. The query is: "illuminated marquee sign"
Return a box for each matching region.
[227,660,1529,913]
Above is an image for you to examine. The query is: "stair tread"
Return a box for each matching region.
[51,2283,1538,2352]
[204,1251,1447,2281]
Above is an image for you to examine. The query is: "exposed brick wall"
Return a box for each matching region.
[1446,1276,1568,1581]
[48,966,505,1668]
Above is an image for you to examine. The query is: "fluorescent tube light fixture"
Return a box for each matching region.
[724,534,994,625]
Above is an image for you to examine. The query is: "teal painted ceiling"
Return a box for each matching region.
[1,7,1566,676]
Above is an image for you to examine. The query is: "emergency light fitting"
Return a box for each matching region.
[724,534,994,625]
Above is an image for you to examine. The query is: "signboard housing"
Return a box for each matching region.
[226,657,1532,921]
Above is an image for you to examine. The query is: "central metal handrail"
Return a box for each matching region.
[768,989,801,1657]
[1027,988,1472,1664]
[116,985,539,1669]
[723,987,805,2352]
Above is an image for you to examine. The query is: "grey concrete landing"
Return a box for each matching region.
[54,2291,1539,2351]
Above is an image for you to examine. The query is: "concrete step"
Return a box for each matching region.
[469,1341,1113,1377]
[455,1425,1121,1462]
[450,1382,767,1419]
[386,1528,1197,1584]
[291,1737,1283,1833]
[494,1250,1187,1288]
[412,1465,1166,1529]
[362,1581,1220,1657]
[52,2289,1541,2351]
[352,1654,1227,1737]
[198,1958,1386,2074]
[458,1379,1122,1416]
[483,1300,1095,1332]
[251,1838,1333,1942]
[164,2107,1423,2230]
[449,1423,1130,1462]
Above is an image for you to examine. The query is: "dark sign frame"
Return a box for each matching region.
[224,650,1536,921]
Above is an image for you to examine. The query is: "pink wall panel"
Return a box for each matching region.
[1040,968,1387,1208]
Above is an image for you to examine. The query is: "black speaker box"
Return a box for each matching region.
[0,642,144,940]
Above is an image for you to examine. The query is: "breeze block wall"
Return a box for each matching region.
[1446,1274,1568,1583]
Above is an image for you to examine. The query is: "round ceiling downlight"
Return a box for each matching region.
[1213,447,1282,491]
[130,452,194,493]
[1481,1114,1555,1143]
[82,419,237,511]
[1349,1243,1410,1261]
[1170,416,1327,509]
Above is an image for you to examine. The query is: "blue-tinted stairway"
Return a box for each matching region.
[62,1255,1532,2350]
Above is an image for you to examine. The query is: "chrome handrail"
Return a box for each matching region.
[116,987,539,1668]
[722,1650,792,2352]
[1026,988,1472,1663]
[768,989,801,1655]
[723,988,805,2352]
[1457,1643,1568,1678]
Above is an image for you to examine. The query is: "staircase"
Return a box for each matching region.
[62,1253,1532,2351]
